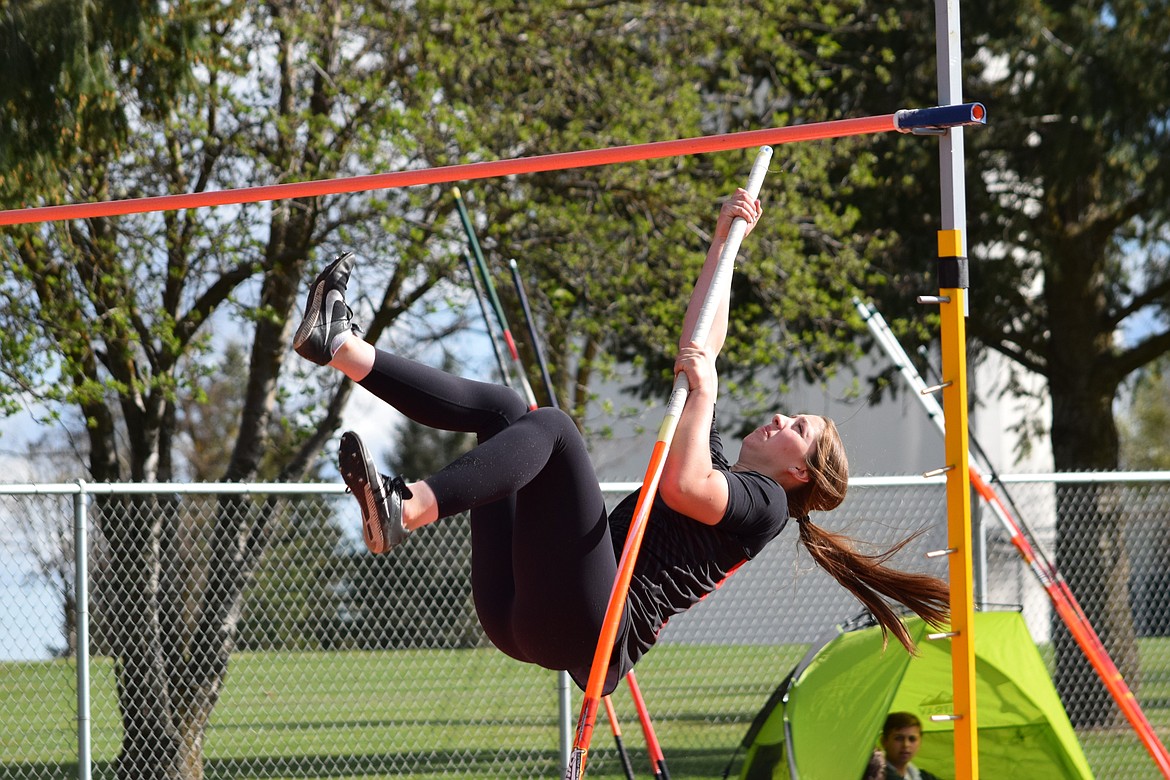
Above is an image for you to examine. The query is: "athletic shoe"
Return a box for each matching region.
[293,251,360,366]
[338,431,413,554]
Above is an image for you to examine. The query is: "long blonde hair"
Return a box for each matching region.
[788,418,950,652]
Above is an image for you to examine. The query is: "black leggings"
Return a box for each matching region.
[359,349,617,672]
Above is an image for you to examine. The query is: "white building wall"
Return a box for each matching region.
[586,356,947,482]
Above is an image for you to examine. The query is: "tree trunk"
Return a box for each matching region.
[104,495,187,780]
[177,684,216,780]
[1049,383,1139,728]
[101,491,255,779]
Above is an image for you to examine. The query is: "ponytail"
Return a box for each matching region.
[788,417,950,652]
[796,516,949,652]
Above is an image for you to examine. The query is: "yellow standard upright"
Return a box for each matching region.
[936,228,978,779]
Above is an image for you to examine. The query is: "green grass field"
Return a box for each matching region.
[3,640,1170,779]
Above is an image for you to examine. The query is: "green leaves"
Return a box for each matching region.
[1121,359,1170,470]
[415,2,897,414]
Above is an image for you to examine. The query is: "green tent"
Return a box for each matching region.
[732,610,1093,779]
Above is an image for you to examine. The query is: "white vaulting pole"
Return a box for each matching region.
[564,146,773,780]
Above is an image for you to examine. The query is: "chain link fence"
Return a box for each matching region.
[2,474,1168,779]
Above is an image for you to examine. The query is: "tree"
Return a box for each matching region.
[8,430,81,659]
[0,2,474,776]
[1120,360,1170,471]
[1119,360,1170,637]
[832,0,1170,726]
[176,343,348,653]
[412,2,895,426]
[948,0,1169,728]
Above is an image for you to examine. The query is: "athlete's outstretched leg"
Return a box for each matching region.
[358,349,528,441]
[341,408,615,672]
[293,250,527,441]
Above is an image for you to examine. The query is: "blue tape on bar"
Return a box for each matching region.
[895,103,987,132]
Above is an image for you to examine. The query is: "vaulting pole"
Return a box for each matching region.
[463,252,513,387]
[452,188,538,408]
[601,697,637,780]
[564,146,774,780]
[508,260,557,408]
[626,670,670,780]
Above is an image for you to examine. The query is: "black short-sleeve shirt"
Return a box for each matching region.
[569,412,789,692]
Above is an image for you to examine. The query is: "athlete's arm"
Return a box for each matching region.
[660,342,728,525]
[679,189,761,357]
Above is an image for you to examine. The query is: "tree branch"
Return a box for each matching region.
[1114,327,1170,380]
[173,262,258,348]
[1107,276,1170,330]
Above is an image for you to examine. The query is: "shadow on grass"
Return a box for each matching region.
[1,747,738,779]
[0,763,77,780]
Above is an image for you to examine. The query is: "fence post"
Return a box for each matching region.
[74,482,91,780]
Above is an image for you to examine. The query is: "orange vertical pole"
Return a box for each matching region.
[936,229,978,778]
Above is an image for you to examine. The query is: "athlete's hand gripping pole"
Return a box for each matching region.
[564,146,774,780]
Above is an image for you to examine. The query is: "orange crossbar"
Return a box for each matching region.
[0,115,896,226]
